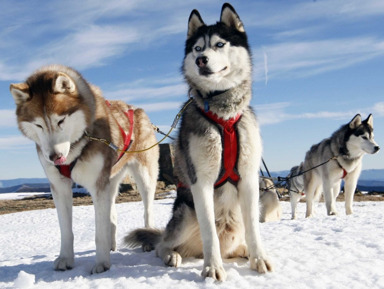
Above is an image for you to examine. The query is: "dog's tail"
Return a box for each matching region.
[124,228,163,252]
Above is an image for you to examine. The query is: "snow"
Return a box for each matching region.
[1,198,384,288]
[0,193,50,200]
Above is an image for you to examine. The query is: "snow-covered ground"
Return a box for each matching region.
[1,197,384,288]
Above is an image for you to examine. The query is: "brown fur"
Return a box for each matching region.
[10,64,159,273]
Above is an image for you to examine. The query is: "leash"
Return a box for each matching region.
[86,97,193,154]
[277,156,338,183]
[260,155,339,197]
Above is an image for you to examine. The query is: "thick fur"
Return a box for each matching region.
[287,163,305,220]
[125,3,272,281]
[259,177,282,222]
[303,114,379,218]
[10,64,159,273]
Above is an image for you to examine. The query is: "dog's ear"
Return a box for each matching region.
[349,114,362,129]
[54,72,76,94]
[220,3,244,32]
[10,83,30,105]
[364,114,373,128]
[188,9,204,38]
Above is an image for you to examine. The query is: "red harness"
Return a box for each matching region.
[202,110,242,188]
[341,168,348,179]
[56,101,134,179]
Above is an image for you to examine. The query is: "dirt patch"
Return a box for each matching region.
[1,184,383,216]
[0,183,176,215]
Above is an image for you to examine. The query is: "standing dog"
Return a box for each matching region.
[10,65,159,273]
[287,163,305,220]
[303,114,379,217]
[125,3,272,281]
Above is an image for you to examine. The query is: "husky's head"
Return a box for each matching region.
[10,65,95,165]
[345,114,380,156]
[183,3,251,93]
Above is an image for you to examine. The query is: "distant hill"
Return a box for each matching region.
[0,169,383,193]
[0,178,48,188]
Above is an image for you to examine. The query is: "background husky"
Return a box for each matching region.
[287,163,305,219]
[259,177,282,222]
[303,114,379,218]
[10,64,159,273]
[125,3,272,281]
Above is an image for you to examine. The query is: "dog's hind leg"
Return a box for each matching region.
[290,192,301,220]
[156,202,202,268]
[128,159,157,228]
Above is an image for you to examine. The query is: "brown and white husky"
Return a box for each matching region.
[10,64,159,274]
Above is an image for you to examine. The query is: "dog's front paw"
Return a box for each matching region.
[201,264,227,281]
[91,262,111,274]
[54,256,74,271]
[250,257,273,274]
[163,251,182,267]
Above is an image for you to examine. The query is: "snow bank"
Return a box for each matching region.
[0,199,383,288]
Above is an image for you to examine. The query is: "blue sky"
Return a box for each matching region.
[1,0,384,179]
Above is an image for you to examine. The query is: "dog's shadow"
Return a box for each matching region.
[0,248,209,284]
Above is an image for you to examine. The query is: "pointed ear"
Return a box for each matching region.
[10,83,30,105]
[364,114,373,128]
[188,9,205,38]
[349,114,362,129]
[220,3,244,32]
[54,72,76,94]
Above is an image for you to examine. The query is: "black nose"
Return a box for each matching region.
[49,153,62,162]
[196,56,209,67]
[374,146,380,153]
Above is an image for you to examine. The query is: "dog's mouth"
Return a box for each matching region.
[200,66,228,76]
[53,155,67,166]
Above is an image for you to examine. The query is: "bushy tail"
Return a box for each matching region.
[124,228,163,252]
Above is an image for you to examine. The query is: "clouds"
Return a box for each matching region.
[256,102,380,126]
[253,36,384,82]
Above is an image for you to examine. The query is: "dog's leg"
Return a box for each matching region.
[129,162,156,228]
[109,176,123,252]
[90,185,114,274]
[305,179,317,218]
[156,202,202,267]
[323,181,338,216]
[238,178,273,274]
[50,178,75,271]
[290,192,301,220]
[343,171,359,215]
[190,182,227,281]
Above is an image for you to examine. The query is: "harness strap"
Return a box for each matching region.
[116,109,134,163]
[56,159,77,179]
[335,159,348,179]
[201,109,242,188]
[105,100,134,164]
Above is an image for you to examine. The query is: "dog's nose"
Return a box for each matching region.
[196,56,209,67]
[374,146,380,153]
[50,152,63,162]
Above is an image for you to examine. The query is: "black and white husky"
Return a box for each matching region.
[125,3,272,281]
[303,114,379,217]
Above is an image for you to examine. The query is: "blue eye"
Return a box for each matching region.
[195,46,202,52]
[216,42,225,48]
